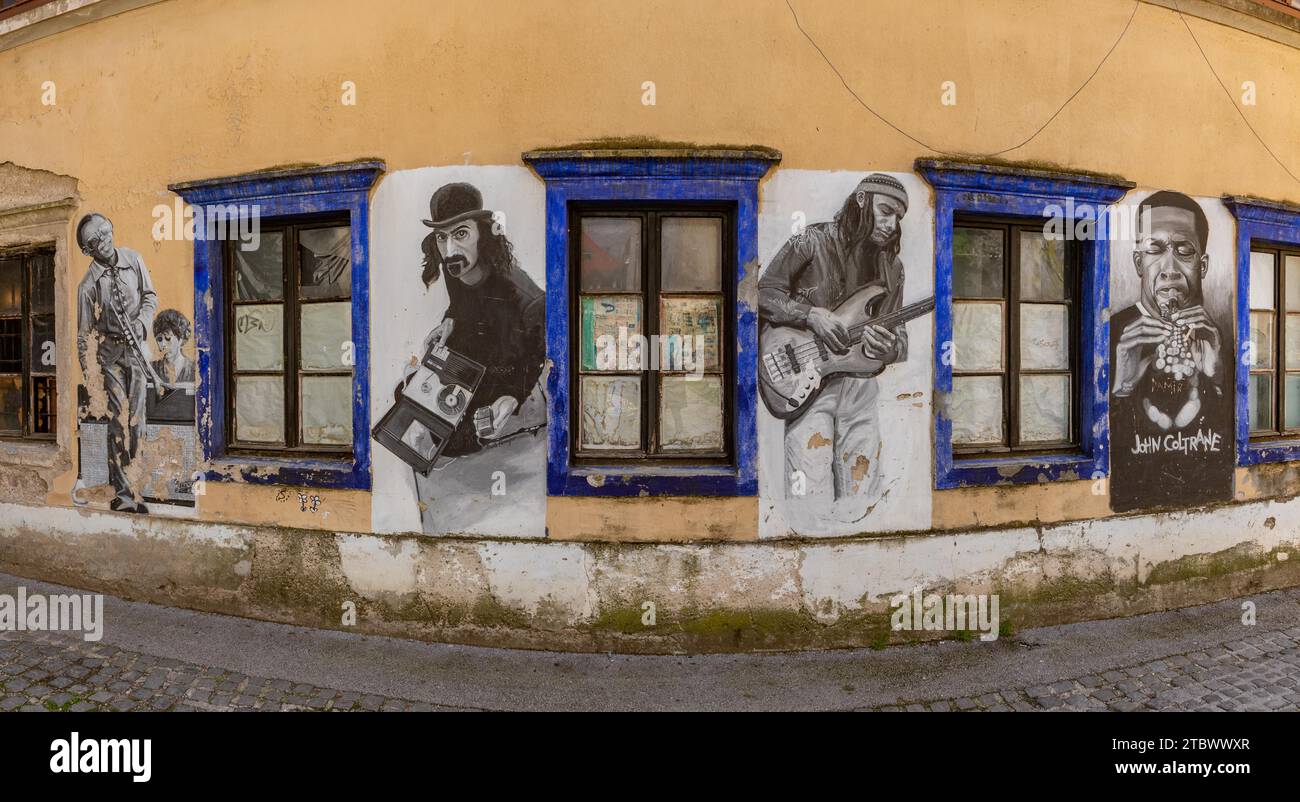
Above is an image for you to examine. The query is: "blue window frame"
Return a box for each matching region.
[1224,195,1300,466]
[523,150,778,496]
[169,161,384,490]
[917,160,1133,489]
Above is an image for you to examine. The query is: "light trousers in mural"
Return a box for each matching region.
[783,374,883,503]
[99,342,147,505]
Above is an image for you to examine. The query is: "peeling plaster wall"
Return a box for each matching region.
[0,163,79,508]
[2,496,1298,652]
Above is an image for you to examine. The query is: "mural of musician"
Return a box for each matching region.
[371,178,547,535]
[1109,190,1233,513]
[758,174,919,509]
[416,182,546,454]
[75,212,157,514]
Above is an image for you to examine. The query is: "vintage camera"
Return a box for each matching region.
[371,343,486,474]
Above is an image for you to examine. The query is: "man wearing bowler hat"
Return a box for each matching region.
[418,182,545,456]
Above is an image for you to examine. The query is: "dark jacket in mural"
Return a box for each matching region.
[758,220,908,359]
[1109,302,1233,512]
[442,263,545,454]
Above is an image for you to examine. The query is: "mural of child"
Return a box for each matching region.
[150,308,196,395]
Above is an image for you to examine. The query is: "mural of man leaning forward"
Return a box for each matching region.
[76,213,158,514]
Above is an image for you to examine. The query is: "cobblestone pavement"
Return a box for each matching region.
[3,624,1298,713]
[872,626,1300,712]
[0,631,452,712]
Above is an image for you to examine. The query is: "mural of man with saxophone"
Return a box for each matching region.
[75,212,158,514]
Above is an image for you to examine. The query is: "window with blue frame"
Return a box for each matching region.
[917,159,1133,489]
[569,204,734,465]
[1225,195,1300,466]
[522,149,779,497]
[169,161,384,490]
[949,216,1082,457]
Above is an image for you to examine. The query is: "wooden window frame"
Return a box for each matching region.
[0,1,59,23]
[1247,243,1300,440]
[0,243,56,441]
[222,211,353,459]
[568,201,736,467]
[952,215,1081,459]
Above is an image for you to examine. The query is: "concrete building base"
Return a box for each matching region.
[2,498,1298,654]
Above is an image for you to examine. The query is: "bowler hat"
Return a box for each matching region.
[422,182,494,228]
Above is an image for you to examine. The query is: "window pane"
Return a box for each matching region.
[300,302,351,370]
[659,375,723,451]
[953,227,1004,298]
[953,301,1002,371]
[0,259,19,316]
[1287,374,1300,431]
[0,374,19,433]
[1018,230,1068,300]
[660,296,721,372]
[1020,303,1069,370]
[1288,256,1300,312]
[28,252,54,312]
[1287,315,1300,371]
[234,304,284,371]
[234,375,284,443]
[32,374,55,435]
[579,374,641,450]
[234,230,284,301]
[1019,374,1070,444]
[301,375,352,445]
[30,314,55,374]
[1249,373,1274,432]
[1250,311,1274,370]
[0,317,19,372]
[299,226,351,300]
[580,218,641,292]
[580,295,642,371]
[951,375,1003,446]
[1249,251,1275,310]
[661,218,721,291]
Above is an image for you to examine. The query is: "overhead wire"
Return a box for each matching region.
[784,0,1141,157]
[785,0,1300,186]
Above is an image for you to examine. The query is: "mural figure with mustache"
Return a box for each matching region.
[759,173,910,506]
[1110,190,1232,512]
[418,182,545,456]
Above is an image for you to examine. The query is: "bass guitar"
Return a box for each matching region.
[759,284,934,419]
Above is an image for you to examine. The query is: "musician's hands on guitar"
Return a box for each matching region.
[860,324,899,362]
[807,307,850,353]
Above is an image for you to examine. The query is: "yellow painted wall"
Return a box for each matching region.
[1,0,1298,536]
[4,0,1297,223]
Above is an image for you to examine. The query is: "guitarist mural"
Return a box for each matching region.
[758,173,933,529]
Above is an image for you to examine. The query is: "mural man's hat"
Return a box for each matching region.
[422,182,494,228]
[855,173,909,212]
